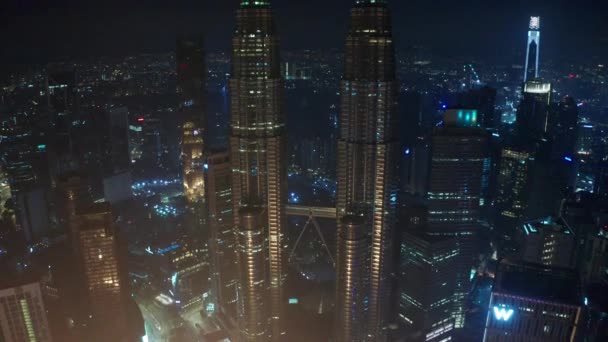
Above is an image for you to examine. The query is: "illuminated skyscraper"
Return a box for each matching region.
[230,1,287,339]
[336,0,399,339]
[335,215,370,342]
[524,16,541,82]
[177,35,207,211]
[74,203,139,341]
[205,151,238,323]
[427,109,487,329]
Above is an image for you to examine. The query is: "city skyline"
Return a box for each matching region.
[1,1,607,342]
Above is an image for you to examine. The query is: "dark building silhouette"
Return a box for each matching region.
[205,151,238,325]
[427,109,487,329]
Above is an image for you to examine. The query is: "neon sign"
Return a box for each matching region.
[493,306,514,321]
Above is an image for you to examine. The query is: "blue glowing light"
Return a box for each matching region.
[289,298,299,304]
[442,104,447,109]
[204,163,209,170]
[564,156,573,162]
[493,306,514,321]
[405,148,411,155]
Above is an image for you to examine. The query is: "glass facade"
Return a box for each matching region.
[336,0,399,339]
[229,1,287,339]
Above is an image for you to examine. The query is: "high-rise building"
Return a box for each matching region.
[516,79,552,143]
[334,215,370,342]
[549,96,579,160]
[427,109,486,329]
[516,217,577,268]
[523,16,541,82]
[229,1,287,339]
[398,231,459,342]
[205,151,238,323]
[177,35,207,209]
[336,1,399,338]
[101,107,132,204]
[236,207,268,341]
[47,68,78,177]
[0,280,53,342]
[74,203,138,341]
[483,261,582,342]
[455,86,498,129]
[494,147,534,238]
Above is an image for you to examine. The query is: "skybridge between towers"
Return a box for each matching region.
[285,205,337,267]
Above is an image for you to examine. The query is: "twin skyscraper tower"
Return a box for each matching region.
[198,0,398,341]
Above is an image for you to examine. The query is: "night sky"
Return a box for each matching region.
[1,0,607,69]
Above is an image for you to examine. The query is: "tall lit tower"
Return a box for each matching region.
[230,0,287,340]
[336,0,399,339]
[335,216,370,342]
[177,35,207,211]
[524,16,541,82]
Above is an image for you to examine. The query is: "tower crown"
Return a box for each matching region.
[529,16,540,30]
[239,0,271,7]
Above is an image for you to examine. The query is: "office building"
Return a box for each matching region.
[0,280,53,342]
[15,186,51,242]
[74,203,139,341]
[336,0,399,338]
[398,231,459,342]
[517,217,577,268]
[494,147,534,237]
[524,16,541,82]
[427,109,487,329]
[516,79,552,144]
[205,151,238,322]
[455,86,497,129]
[483,261,582,342]
[230,1,288,339]
[334,216,370,342]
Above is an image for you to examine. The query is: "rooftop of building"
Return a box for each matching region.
[494,260,582,306]
[521,216,575,236]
